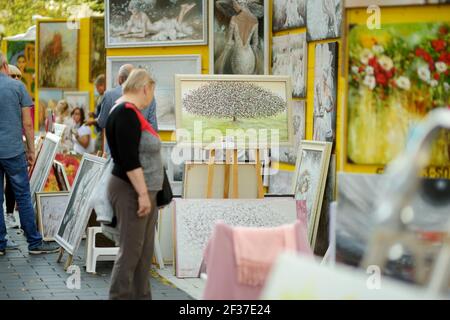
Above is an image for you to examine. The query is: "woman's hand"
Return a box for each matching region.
[137,192,152,217]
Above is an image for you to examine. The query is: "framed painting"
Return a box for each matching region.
[105,0,207,48]
[63,91,90,118]
[107,55,201,130]
[36,191,70,241]
[29,133,61,210]
[292,140,332,248]
[54,154,107,255]
[209,0,269,74]
[271,100,306,164]
[346,8,450,166]
[90,17,106,82]
[272,32,308,98]
[6,40,36,96]
[313,42,338,145]
[174,198,297,277]
[175,74,293,148]
[37,21,79,89]
[306,0,342,41]
[272,0,306,32]
[53,160,71,192]
[158,203,176,264]
[268,168,295,195]
[38,90,63,132]
[160,142,184,196]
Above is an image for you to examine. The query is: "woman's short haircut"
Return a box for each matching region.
[71,107,86,124]
[122,68,155,94]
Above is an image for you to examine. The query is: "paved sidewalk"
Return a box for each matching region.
[0,228,193,300]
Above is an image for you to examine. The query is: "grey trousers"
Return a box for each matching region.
[108,175,158,300]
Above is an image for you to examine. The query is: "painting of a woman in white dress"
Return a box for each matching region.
[106,0,207,47]
[307,0,342,41]
[313,42,338,145]
[212,0,268,75]
[272,0,306,32]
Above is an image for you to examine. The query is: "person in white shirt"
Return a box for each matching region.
[70,107,95,155]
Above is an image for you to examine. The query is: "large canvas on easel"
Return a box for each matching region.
[54,154,107,255]
[174,198,298,278]
[346,12,450,166]
[175,74,293,148]
[183,162,260,198]
[29,133,60,210]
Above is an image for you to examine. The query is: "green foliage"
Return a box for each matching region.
[0,0,104,37]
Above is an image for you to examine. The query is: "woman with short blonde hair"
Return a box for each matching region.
[105,68,163,300]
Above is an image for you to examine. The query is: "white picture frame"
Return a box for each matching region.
[106,55,201,131]
[36,191,70,242]
[105,0,208,48]
[209,0,269,74]
[29,132,61,210]
[54,154,107,255]
[292,140,332,248]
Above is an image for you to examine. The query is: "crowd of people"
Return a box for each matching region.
[1,49,163,300]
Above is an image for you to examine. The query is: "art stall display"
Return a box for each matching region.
[174,198,298,277]
[272,0,306,32]
[6,40,36,96]
[292,141,332,248]
[38,21,78,89]
[37,90,63,132]
[90,17,106,81]
[268,169,295,195]
[306,0,342,41]
[158,202,175,264]
[261,252,431,299]
[105,0,207,48]
[183,162,260,198]
[271,100,305,164]
[160,142,184,196]
[272,33,307,98]
[63,92,90,119]
[54,154,107,255]
[29,133,61,210]
[175,75,293,148]
[347,19,450,166]
[313,42,338,144]
[210,0,269,74]
[107,55,201,130]
[35,192,70,241]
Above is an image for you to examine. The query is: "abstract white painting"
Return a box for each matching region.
[174,198,298,277]
[107,55,201,130]
[272,0,306,32]
[54,154,107,255]
[293,141,331,246]
[313,42,338,144]
[271,101,306,164]
[306,0,342,41]
[268,169,295,195]
[36,192,70,241]
[272,33,307,98]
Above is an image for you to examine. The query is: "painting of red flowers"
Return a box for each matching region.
[38,21,78,89]
[347,21,450,166]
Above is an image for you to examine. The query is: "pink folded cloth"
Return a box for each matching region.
[233,224,297,287]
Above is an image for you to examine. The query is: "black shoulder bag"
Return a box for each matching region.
[156,170,173,208]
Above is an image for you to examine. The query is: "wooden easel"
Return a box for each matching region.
[57,247,73,271]
[205,148,265,199]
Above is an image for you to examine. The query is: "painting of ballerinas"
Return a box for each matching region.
[210,0,268,75]
[106,0,207,47]
[272,0,306,32]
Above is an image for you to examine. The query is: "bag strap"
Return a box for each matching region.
[124,102,159,138]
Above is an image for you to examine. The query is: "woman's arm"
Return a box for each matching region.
[127,168,151,217]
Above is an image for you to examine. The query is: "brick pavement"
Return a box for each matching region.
[0,228,193,300]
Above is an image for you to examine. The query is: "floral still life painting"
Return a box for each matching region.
[347,22,450,166]
[38,22,78,89]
